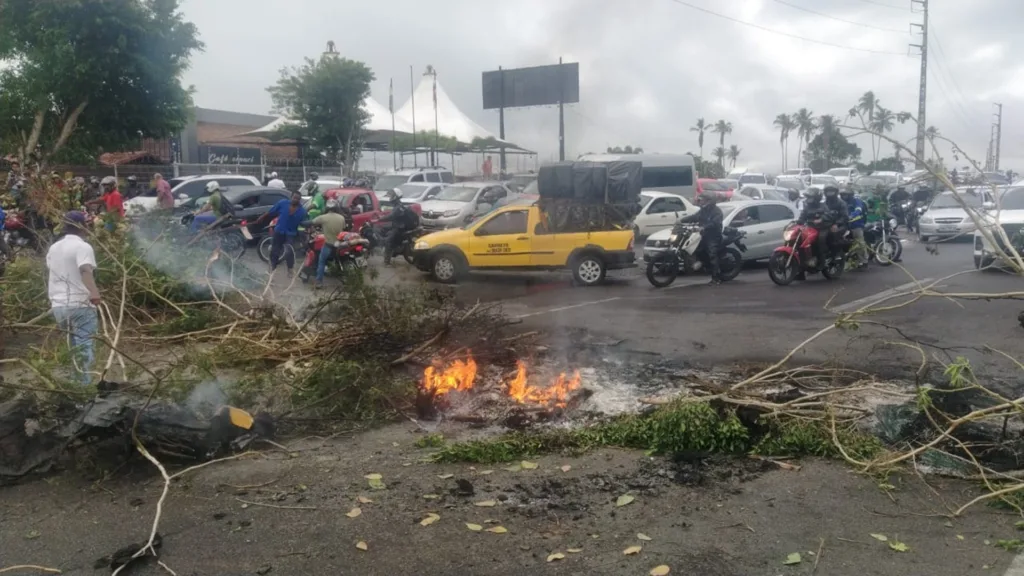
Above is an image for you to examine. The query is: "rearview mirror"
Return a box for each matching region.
[178,193,189,200]
[982,201,995,211]
[234,204,244,210]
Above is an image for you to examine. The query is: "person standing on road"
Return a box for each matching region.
[255,190,308,277]
[46,211,101,386]
[841,187,868,267]
[379,189,420,266]
[312,200,349,288]
[678,192,724,285]
[155,173,174,210]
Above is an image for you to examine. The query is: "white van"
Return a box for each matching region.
[578,153,697,199]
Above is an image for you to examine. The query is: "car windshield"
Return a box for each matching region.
[434,185,479,203]
[398,183,430,199]
[739,174,765,184]
[930,191,983,209]
[374,175,409,192]
[640,194,656,209]
[783,169,804,175]
[811,176,836,185]
[763,189,789,202]
[999,188,1024,210]
[522,181,538,195]
[827,169,851,176]
[775,179,803,191]
[701,181,732,191]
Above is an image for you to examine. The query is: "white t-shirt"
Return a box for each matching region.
[268,178,286,189]
[46,234,97,308]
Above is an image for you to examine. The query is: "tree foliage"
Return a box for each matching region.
[268,54,375,171]
[0,0,203,165]
[606,145,644,154]
[806,119,861,172]
[393,130,458,152]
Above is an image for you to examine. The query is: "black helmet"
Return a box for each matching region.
[823,185,839,198]
[839,187,854,199]
[127,175,138,182]
[805,187,823,202]
[310,172,319,181]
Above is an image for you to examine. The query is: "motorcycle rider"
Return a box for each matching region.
[267,171,286,189]
[379,188,420,266]
[311,200,349,288]
[841,187,868,267]
[796,187,832,272]
[823,185,849,259]
[678,191,724,285]
[86,176,124,231]
[124,175,141,199]
[889,185,911,225]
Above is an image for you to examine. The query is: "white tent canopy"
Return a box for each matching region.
[395,75,514,147]
[243,97,414,137]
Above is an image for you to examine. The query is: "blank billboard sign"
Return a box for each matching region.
[482,63,580,110]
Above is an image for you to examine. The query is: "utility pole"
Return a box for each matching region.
[909,0,928,169]
[993,103,1003,171]
[558,57,565,161]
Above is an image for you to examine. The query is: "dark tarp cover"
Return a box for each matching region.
[537,161,641,205]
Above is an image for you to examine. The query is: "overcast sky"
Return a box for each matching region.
[180,0,1021,172]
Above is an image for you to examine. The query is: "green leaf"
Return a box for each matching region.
[870,533,888,542]
[888,541,909,552]
[616,494,635,507]
[783,552,802,565]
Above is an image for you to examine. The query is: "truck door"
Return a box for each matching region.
[468,209,532,267]
[529,208,565,267]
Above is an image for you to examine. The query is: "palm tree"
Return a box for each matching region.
[818,114,837,169]
[727,145,741,169]
[794,108,816,169]
[924,125,940,160]
[773,113,795,171]
[712,120,733,148]
[857,91,878,161]
[871,106,896,152]
[690,118,708,159]
[712,146,727,170]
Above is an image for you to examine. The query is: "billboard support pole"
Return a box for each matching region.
[558,57,565,161]
[499,66,506,174]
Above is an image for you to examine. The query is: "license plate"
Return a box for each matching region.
[937,226,958,233]
[240,226,253,240]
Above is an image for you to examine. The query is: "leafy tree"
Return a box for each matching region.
[727,145,742,169]
[395,130,457,152]
[0,0,203,166]
[712,120,733,147]
[712,146,727,170]
[856,91,879,161]
[690,118,708,158]
[856,156,905,173]
[806,117,861,172]
[773,113,795,171]
[694,156,724,179]
[606,145,644,154]
[793,108,816,169]
[870,106,896,149]
[268,53,374,174]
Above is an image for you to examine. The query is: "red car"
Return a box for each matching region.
[323,187,422,231]
[695,178,735,200]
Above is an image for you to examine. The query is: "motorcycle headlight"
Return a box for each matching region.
[442,209,462,217]
[889,218,898,228]
[333,240,343,248]
[783,229,796,242]
[414,240,430,250]
[668,234,678,242]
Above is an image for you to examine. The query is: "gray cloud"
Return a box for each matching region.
[180,0,1023,171]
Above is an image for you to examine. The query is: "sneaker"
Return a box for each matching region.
[708,278,721,286]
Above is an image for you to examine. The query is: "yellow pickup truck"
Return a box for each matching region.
[411,202,636,285]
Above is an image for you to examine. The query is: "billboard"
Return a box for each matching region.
[200,145,262,165]
[482,63,580,110]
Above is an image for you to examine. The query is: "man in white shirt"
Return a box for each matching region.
[267,171,286,189]
[46,212,101,385]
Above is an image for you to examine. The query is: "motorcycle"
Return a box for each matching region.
[4,210,39,252]
[179,213,247,260]
[646,223,747,288]
[298,229,370,283]
[845,218,901,269]
[359,221,383,255]
[388,227,426,265]
[768,222,846,285]
[256,217,309,264]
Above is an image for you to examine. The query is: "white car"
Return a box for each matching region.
[918,188,990,241]
[397,182,446,204]
[782,168,812,180]
[973,186,1024,269]
[737,172,769,186]
[125,174,261,213]
[373,167,455,195]
[826,167,861,186]
[643,199,798,262]
[633,191,697,238]
[735,185,792,203]
[809,174,841,188]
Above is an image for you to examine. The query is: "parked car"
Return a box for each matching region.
[735,184,792,203]
[418,182,514,229]
[918,187,990,242]
[373,167,454,194]
[633,191,698,239]
[809,174,841,188]
[696,178,735,200]
[321,187,422,233]
[397,182,446,204]
[126,174,261,214]
[782,168,812,180]
[826,167,861,186]
[643,199,798,262]
[737,172,769,186]
[973,186,1024,269]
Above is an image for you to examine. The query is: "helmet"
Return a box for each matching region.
[268,179,286,189]
[805,187,823,202]
[100,176,117,191]
[269,172,278,179]
[325,200,339,213]
[389,187,403,200]
[823,185,839,198]
[355,178,368,188]
[840,187,854,199]
[310,172,319,181]
[206,180,221,194]
[89,176,99,185]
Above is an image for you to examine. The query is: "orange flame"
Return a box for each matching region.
[505,360,582,408]
[422,355,477,396]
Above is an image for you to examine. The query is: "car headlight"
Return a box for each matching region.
[414,241,430,250]
[920,216,932,224]
[442,209,462,217]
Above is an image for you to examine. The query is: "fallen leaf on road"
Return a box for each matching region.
[25,530,40,540]
[567,548,583,553]
[346,507,362,518]
[357,496,373,504]
[783,552,802,565]
[438,473,454,479]
[474,500,497,507]
[419,513,440,526]
[365,473,385,490]
[479,470,493,475]
[486,526,508,534]
[623,546,642,555]
[870,534,888,542]
[616,495,635,507]
[402,462,412,467]
[546,553,565,562]
[591,534,600,539]
[650,566,671,576]
[637,533,652,541]
[356,541,368,551]
[364,473,382,480]
[504,464,522,472]
[889,541,909,552]
[392,442,399,447]
[422,494,440,500]
[521,461,539,470]
[561,465,572,472]
[466,523,483,531]
[956,535,965,541]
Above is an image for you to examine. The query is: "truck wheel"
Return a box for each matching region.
[431,252,462,284]
[572,253,606,286]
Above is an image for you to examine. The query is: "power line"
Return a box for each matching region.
[664,0,909,56]
[929,27,976,118]
[856,0,910,10]
[769,0,909,33]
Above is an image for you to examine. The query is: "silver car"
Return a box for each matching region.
[643,199,799,262]
[918,188,989,241]
[418,182,513,229]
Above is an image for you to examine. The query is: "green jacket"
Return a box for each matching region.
[865,196,888,223]
[307,191,326,219]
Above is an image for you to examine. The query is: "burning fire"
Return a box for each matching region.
[421,353,582,409]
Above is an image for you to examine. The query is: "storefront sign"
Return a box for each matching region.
[201,146,262,165]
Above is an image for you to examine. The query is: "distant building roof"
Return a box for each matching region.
[194,107,276,128]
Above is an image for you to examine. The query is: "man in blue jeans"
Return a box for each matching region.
[255,190,308,276]
[45,211,101,386]
[312,200,349,288]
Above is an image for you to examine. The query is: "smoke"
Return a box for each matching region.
[184,379,230,416]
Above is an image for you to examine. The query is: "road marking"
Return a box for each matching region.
[1004,553,1024,576]
[830,278,935,314]
[512,297,622,319]
[666,278,711,290]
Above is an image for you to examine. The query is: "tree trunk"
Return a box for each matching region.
[21,110,46,164]
[48,101,89,164]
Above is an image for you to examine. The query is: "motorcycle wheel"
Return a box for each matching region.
[874,238,899,266]
[403,248,415,265]
[645,251,679,288]
[822,256,845,280]
[718,248,743,282]
[220,231,246,260]
[257,236,273,263]
[768,252,798,286]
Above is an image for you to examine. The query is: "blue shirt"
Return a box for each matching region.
[0,205,6,230]
[267,199,307,237]
[848,197,867,229]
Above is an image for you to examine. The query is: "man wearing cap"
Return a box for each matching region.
[45,212,101,385]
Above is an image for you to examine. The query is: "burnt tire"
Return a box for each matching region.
[572,253,606,287]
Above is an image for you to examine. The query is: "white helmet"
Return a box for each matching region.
[268,179,286,189]
[206,181,221,194]
[390,187,403,200]
[270,172,279,179]
[100,175,117,186]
